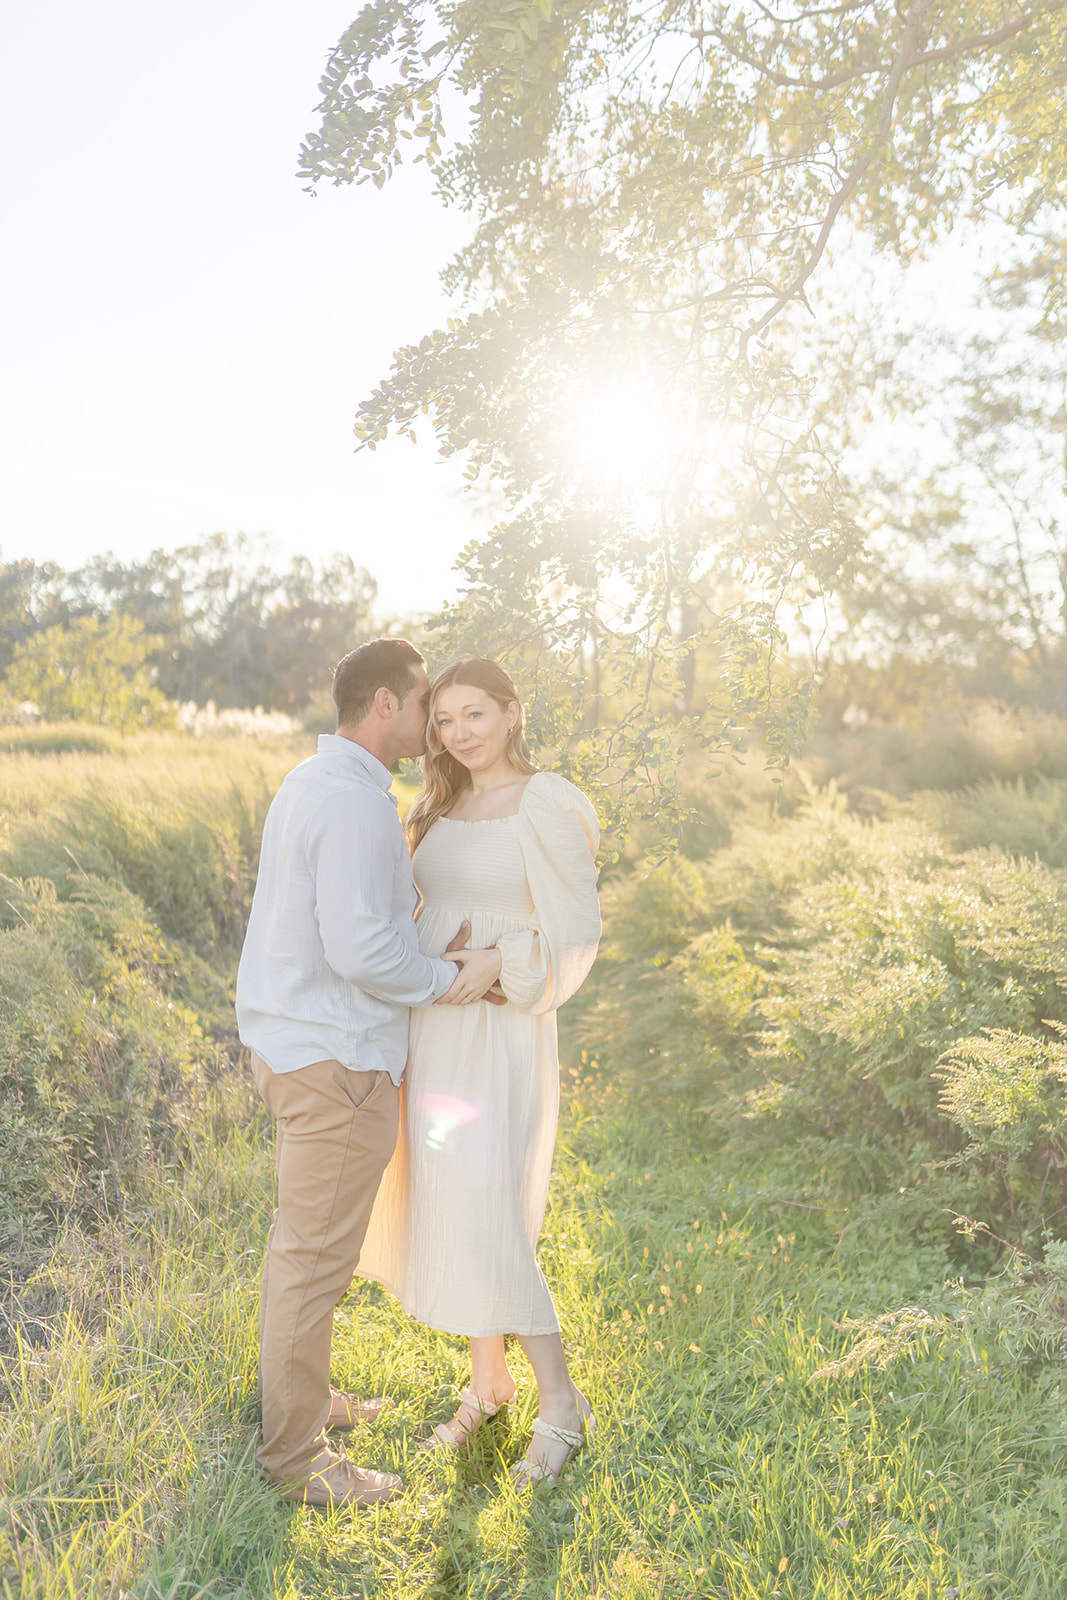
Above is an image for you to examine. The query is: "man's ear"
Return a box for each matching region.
[373,685,396,719]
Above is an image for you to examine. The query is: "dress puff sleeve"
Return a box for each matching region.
[495,771,601,1015]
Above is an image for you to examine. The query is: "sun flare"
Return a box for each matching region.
[565,382,673,491]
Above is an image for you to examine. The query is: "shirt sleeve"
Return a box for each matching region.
[309,787,455,1004]
[495,773,601,1015]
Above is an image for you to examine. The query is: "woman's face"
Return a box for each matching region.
[433,683,519,776]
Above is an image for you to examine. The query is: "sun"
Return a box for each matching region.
[564,381,673,493]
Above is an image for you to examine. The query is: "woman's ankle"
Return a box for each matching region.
[468,1372,516,1406]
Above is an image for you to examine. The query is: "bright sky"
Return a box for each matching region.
[0,1,475,617]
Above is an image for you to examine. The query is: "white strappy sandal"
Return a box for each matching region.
[511,1409,596,1485]
[417,1385,517,1453]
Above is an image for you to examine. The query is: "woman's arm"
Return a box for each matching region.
[495,773,601,1015]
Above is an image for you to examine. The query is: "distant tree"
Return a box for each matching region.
[159,535,377,709]
[258,552,379,710]
[798,244,1067,715]
[0,557,76,676]
[0,535,379,713]
[2,614,174,729]
[299,0,1066,828]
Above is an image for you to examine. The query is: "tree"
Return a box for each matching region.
[1,614,173,729]
[791,242,1067,716]
[0,556,79,677]
[0,536,379,714]
[298,0,1067,829]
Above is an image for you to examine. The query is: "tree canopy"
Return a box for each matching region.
[0,535,377,717]
[2,615,172,730]
[299,0,1067,829]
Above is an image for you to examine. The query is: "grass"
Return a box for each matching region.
[2,732,1067,1597]
[4,1064,1066,1599]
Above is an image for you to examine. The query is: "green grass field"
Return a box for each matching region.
[6,1065,1066,1599]
[2,732,1067,1598]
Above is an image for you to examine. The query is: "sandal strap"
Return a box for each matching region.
[423,1386,513,1449]
[531,1418,584,1449]
[428,1419,467,1446]
[459,1386,513,1418]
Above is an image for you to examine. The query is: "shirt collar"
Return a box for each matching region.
[317,733,394,792]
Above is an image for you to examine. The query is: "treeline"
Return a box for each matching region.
[0,533,377,715]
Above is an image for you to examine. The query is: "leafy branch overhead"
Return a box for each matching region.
[299,1,1067,831]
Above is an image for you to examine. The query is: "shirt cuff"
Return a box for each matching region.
[429,957,458,1000]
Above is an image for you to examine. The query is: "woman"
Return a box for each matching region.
[357,657,601,1482]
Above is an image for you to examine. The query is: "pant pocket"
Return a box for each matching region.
[338,1066,386,1112]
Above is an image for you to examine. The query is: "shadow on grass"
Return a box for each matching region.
[416,1410,595,1600]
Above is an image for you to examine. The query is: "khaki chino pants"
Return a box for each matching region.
[251,1052,399,1484]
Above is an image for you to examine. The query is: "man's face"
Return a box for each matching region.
[392,665,432,760]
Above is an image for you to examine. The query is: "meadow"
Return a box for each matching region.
[3,719,1067,1599]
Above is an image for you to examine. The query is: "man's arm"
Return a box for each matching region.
[311,790,455,1004]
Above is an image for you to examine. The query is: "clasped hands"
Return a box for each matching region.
[439,920,506,1006]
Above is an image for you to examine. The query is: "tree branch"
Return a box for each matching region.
[696,0,1067,93]
[909,0,1067,68]
[741,0,936,351]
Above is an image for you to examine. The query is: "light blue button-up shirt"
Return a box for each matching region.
[235,734,456,1080]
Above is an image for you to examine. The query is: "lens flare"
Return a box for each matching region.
[417,1091,480,1151]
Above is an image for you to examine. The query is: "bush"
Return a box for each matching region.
[936,1030,1067,1234]
[0,875,218,1237]
[0,731,307,1241]
[911,777,1067,867]
[0,740,304,969]
[802,700,1067,799]
[576,787,1067,1246]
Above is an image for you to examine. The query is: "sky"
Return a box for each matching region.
[0,1,476,617]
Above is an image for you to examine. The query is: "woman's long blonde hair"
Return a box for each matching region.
[407,658,537,851]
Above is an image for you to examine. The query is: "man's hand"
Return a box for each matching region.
[437,946,504,1006]
[444,920,471,955]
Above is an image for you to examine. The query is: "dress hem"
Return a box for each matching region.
[357,1269,561,1339]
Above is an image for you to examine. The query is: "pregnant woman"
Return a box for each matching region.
[357,657,601,1482]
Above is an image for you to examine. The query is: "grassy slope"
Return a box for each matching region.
[2,735,1066,1598]
[5,1068,1066,1599]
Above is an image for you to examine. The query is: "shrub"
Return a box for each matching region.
[911,777,1067,868]
[0,875,218,1237]
[0,732,306,1240]
[0,748,297,968]
[576,786,1067,1244]
[936,1030,1067,1235]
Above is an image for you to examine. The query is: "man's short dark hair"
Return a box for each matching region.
[332,638,426,726]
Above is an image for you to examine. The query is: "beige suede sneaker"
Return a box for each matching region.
[327,1387,394,1429]
[281,1450,404,1509]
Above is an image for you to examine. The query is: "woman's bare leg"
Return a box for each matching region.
[466,1335,516,1412]
[513,1331,593,1477]
[421,1335,516,1448]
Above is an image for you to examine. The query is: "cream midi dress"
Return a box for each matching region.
[357,771,601,1337]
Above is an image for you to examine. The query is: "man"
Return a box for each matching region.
[236,637,499,1509]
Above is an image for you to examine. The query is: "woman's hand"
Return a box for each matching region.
[438,946,503,1005]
